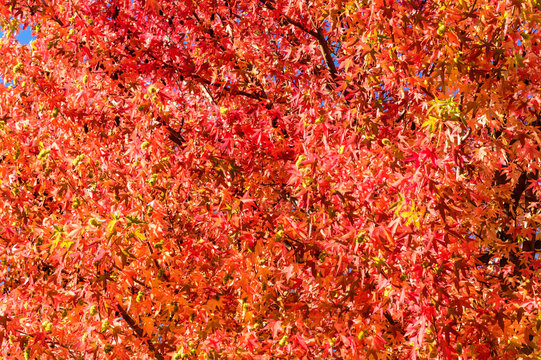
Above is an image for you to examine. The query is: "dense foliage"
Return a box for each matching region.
[0,0,540,358]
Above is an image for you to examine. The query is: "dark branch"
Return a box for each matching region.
[116,304,165,360]
[314,27,338,80]
[262,0,338,81]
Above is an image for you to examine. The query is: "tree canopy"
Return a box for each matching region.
[0,0,540,358]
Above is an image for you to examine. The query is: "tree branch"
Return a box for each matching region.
[116,304,165,360]
[263,0,342,96]
[314,27,338,80]
[280,14,318,37]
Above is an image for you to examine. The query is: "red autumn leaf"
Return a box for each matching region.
[0,0,540,359]
[266,320,283,339]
